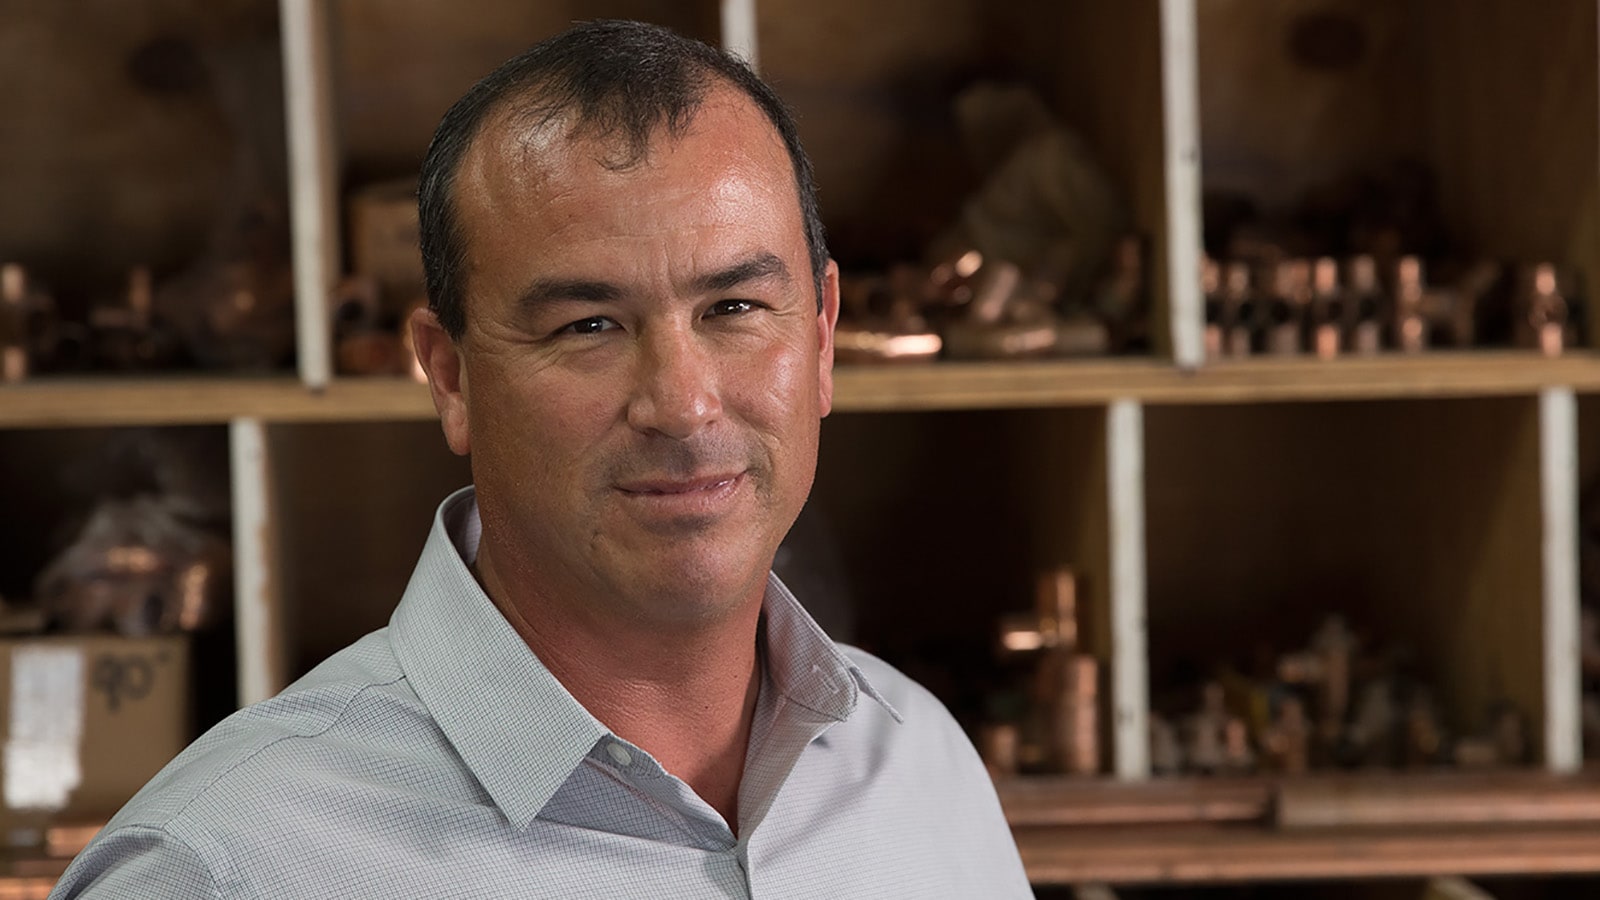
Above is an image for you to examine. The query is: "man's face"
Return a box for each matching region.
[420,86,839,629]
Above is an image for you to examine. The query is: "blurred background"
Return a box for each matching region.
[5,1,1600,897]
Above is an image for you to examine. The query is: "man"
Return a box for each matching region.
[52,21,1030,898]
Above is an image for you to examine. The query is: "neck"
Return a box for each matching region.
[472,543,764,830]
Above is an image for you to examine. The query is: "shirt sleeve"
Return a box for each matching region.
[49,824,222,900]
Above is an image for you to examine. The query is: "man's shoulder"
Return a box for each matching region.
[102,628,435,833]
[54,629,458,896]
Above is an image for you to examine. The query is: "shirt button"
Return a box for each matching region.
[607,743,633,767]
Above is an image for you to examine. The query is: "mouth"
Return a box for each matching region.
[611,470,748,525]
[612,472,747,528]
[616,472,744,496]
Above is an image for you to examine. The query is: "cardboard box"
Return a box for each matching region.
[0,634,190,829]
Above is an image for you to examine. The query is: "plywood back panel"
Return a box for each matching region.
[1581,396,1600,494]
[1145,398,1545,752]
[1042,0,1172,353]
[1,1,286,299]
[332,0,720,183]
[1197,0,1428,210]
[1019,407,1115,660]
[1197,0,1598,286]
[757,0,988,266]
[267,420,470,675]
[813,407,1110,730]
[758,0,1167,279]
[1418,0,1599,263]
[1576,396,1600,617]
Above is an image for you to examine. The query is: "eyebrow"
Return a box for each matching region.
[515,278,623,309]
[690,253,792,294]
[515,252,793,311]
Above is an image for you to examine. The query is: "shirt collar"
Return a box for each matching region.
[760,572,901,724]
[389,486,898,829]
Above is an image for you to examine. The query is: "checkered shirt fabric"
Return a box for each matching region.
[51,487,1031,899]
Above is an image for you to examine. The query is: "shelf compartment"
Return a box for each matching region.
[0,425,237,730]
[1145,397,1550,768]
[264,420,469,679]
[1196,0,1600,344]
[3,1,294,373]
[814,406,1119,767]
[758,0,1177,355]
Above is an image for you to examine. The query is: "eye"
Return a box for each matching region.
[706,299,759,318]
[556,316,619,336]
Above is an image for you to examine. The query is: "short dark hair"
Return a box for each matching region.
[418,19,828,339]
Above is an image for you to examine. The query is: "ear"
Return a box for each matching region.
[410,305,472,456]
[816,259,841,418]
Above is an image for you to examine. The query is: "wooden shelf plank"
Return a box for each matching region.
[997,776,1271,827]
[831,352,1600,411]
[0,377,436,428]
[7,353,1600,427]
[0,876,59,900]
[1015,822,1600,885]
[1000,773,1600,885]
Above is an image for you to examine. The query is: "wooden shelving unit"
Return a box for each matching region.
[5,0,1600,894]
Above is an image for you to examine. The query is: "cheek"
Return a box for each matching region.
[465,359,617,485]
[735,339,822,487]
[742,338,817,423]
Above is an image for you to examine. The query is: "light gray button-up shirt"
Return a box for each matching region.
[52,488,1031,898]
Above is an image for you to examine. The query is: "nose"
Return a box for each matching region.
[626,325,723,439]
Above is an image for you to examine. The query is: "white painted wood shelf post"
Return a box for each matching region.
[230,418,289,707]
[721,0,759,70]
[1159,0,1204,371]
[1108,399,1150,780]
[1540,386,1582,773]
[280,0,340,391]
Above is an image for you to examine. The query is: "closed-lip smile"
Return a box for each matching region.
[616,473,743,496]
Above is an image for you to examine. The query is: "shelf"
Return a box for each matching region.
[0,377,435,428]
[834,353,1600,411]
[999,773,1600,885]
[0,874,58,900]
[0,820,95,899]
[5,353,1600,427]
[1014,821,1600,886]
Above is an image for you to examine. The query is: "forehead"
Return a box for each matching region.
[452,86,803,267]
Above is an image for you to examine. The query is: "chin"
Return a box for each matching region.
[625,553,770,624]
